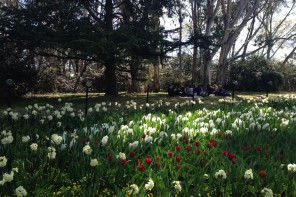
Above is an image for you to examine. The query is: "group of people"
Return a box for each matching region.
[168,83,231,97]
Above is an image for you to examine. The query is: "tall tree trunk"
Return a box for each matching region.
[130,58,140,92]
[104,0,118,95]
[203,49,211,86]
[153,56,160,92]
[191,0,199,84]
[104,61,117,95]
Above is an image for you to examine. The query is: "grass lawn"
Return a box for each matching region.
[0,91,295,112]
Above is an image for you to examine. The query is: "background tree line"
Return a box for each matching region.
[0,0,296,97]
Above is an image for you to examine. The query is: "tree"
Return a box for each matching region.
[1,0,176,95]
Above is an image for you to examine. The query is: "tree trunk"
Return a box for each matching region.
[104,61,118,95]
[191,0,199,84]
[104,0,118,95]
[130,60,140,92]
[203,49,211,86]
[153,57,160,92]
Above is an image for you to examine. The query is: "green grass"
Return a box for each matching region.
[1,91,295,112]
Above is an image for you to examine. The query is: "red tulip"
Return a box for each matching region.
[175,145,180,151]
[187,145,192,151]
[145,157,152,165]
[177,165,181,169]
[245,146,251,150]
[176,156,181,162]
[195,141,200,146]
[138,164,144,171]
[256,146,261,151]
[82,138,87,145]
[196,149,201,155]
[130,151,135,157]
[121,159,126,166]
[168,151,173,156]
[228,153,235,161]
[155,156,159,161]
[108,154,113,161]
[259,170,265,178]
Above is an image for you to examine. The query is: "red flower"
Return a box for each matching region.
[177,165,181,169]
[155,156,159,161]
[155,162,161,168]
[195,141,200,146]
[203,152,207,157]
[168,151,173,156]
[209,139,217,147]
[145,157,152,165]
[121,159,127,166]
[231,158,236,164]
[183,136,187,140]
[176,156,181,162]
[94,140,99,146]
[185,139,189,144]
[108,154,113,161]
[138,164,144,171]
[223,150,229,156]
[245,146,251,150]
[187,145,192,151]
[142,134,146,139]
[259,170,265,178]
[228,153,235,161]
[280,153,283,161]
[175,145,181,151]
[196,149,201,155]
[82,138,87,145]
[256,146,261,151]
[130,151,135,157]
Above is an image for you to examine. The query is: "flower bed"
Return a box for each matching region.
[1,96,296,196]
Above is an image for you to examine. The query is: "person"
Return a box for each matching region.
[216,84,231,96]
[186,85,194,97]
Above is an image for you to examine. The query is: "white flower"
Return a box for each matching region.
[173,181,182,193]
[48,147,56,160]
[51,134,62,145]
[1,135,14,144]
[225,130,233,136]
[0,156,7,167]
[3,171,14,182]
[0,179,5,185]
[90,158,99,167]
[57,122,62,127]
[176,133,182,139]
[215,169,227,180]
[287,163,296,172]
[144,178,154,191]
[244,169,253,180]
[261,187,273,197]
[129,141,139,149]
[82,145,92,155]
[145,136,153,143]
[30,143,38,151]
[58,98,62,102]
[101,135,108,146]
[15,186,28,197]
[117,152,126,160]
[130,184,139,194]
[22,136,30,143]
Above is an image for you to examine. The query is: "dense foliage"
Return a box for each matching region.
[1,95,296,196]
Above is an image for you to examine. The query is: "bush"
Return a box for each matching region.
[228,55,282,91]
